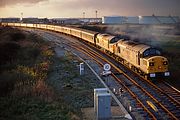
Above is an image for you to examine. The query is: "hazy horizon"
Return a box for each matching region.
[0,0,180,18]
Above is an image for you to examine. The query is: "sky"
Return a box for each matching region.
[0,0,180,18]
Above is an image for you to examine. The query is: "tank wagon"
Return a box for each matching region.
[1,22,170,80]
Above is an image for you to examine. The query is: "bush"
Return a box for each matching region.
[10,32,26,42]
[0,42,20,66]
[17,47,40,63]
[0,72,18,96]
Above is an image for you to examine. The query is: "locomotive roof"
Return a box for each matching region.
[97,34,119,43]
[81,29,99,35]
[138,45,151,54]
[70,27,83,31]
[118,40,151,53]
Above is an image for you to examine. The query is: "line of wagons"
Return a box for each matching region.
[1,22,170,79]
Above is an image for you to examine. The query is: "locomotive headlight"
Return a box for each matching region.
[158,66,162,69]
[150,73,156,77]
[163,61,168,65]
[164,72,170,76]
[149,62,154,66]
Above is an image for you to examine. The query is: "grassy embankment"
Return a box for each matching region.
[0,27,81,120]
[157,36,180,89]
[0,26,103,119]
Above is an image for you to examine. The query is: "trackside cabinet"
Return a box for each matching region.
[94,88,109,112]
[94,88,111,120]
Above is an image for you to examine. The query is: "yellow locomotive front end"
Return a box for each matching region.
[140,48,170,79]
[143,56,170,78]
[115,41,170,79]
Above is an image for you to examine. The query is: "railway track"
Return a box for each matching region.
[158,81,180,102]
[59,38,179,119]
[63,42,157,119]
[81,39,180,119]
[67,34,180,119]
[22,28,180,119]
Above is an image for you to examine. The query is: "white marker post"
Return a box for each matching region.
[102,63,111,86]
[102,63,111,76]
[80,62,84,75]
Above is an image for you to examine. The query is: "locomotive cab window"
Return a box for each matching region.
[110,37,120,43]
[143,48,161,57]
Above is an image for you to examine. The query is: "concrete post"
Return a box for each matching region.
[80,62,84,75]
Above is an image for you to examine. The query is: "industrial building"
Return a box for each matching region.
[157,16,179,24]
[52,18,102,25]
[0,18,20,23]
[102,16,126,24]
[0,15,179,25]
[0,17,49,23]
[102,15,180,24]
[22,18,39,23]
[138,16,160,24]
[126,16,139,24]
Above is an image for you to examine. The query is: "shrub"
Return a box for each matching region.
[0,72,18,96]
[10,32,26,42]
[0,42,20,66]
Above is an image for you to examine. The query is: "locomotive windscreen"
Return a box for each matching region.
[143,48,161,57]
[110,36,121,43]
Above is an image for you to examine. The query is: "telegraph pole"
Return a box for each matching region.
[83,12,85,19]
[95,10,98,23]
[20,12,23,23]
[83,12,85,23]
[95,10,97,19]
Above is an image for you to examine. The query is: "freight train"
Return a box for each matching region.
[1,22,170,79]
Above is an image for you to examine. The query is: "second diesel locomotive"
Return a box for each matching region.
[1,22,170,79]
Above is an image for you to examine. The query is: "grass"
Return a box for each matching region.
[0,26,103,120]
[47,51,103,118]
[0,97,71,120]
[158,36,180,88]
[0,27,77,120]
